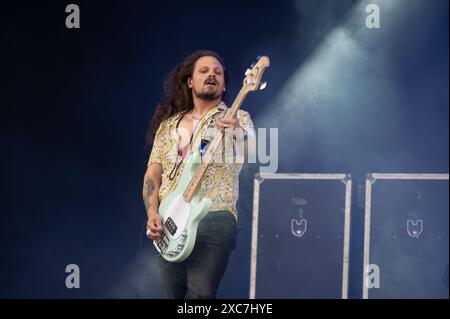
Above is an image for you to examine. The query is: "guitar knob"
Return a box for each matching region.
[259,82,267,90]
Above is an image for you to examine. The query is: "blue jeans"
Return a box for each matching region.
[157,210,238,299]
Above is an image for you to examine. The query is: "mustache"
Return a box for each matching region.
[204,77,218,85]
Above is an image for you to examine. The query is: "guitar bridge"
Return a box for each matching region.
[155,234,169,253]
[164,217,178,236]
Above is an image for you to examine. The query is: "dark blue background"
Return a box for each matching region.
[2,0,448,298]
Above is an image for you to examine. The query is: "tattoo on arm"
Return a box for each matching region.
[143,176,155,211]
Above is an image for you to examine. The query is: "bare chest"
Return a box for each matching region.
[177,114,200,149]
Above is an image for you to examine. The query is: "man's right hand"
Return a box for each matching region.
[147,211,164,241]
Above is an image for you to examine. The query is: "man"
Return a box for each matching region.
[143,50,255,299]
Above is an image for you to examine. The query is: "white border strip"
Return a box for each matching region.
[362,173,449,299]
[371,173,449,180]
[341,179,352,299]
[259,173,347,180]
[362,177,373,299]
[249,177,260,299]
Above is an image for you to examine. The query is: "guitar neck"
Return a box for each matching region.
[182,88,249,202]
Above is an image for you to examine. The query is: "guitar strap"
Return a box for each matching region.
[190,107,229,155]
[169,107,227,180]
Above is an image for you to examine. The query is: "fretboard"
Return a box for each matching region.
[183,88,248,202]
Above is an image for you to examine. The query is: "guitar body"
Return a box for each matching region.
[154,151,212,262]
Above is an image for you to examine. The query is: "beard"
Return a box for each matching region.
[193,86,222,101]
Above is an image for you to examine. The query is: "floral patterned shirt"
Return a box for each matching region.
[147,101,254,219]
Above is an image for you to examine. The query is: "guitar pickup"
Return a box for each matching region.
[164,217,178,236]
[155,235,168,253]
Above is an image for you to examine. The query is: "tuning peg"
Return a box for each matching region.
[250,62,256,68]
[259,82,267,90]
[256,55,262,61]
[245,68,252,76]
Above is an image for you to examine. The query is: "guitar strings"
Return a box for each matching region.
[168,109,232,225]
[168,112,220,223]
[162,108,231,248]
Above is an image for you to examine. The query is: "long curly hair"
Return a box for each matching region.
[145,50,228,148]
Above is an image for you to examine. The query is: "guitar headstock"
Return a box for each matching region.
[243,55,270,94]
